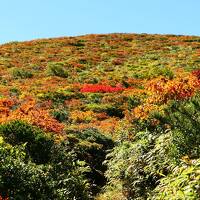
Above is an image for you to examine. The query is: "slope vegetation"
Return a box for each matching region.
[0,33,200,199]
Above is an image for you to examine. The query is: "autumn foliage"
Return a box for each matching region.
[0,33,200,199]
[0,97,64,133]
[80,84,124,93]
[0,33,199,133]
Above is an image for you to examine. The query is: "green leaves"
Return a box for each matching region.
[0,122,91,200]
[164,95,200,159]
[0,120,54,164]
[47,62,68,78]
[152,159,200,200]
[11,68,33,79]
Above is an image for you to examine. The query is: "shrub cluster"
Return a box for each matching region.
[46,62,68,78]
[0,120,113,199]
[11,68,33,79]
[80,84,124,93]
[98,95,200,199]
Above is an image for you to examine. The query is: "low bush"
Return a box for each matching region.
[47,62,68,78]
[9,87,21,97]
[66,128,114,194]
[0,137,90,200]
[37,90,77,104]
[151,159,200,200]
[0,120,54,164]
[51,109,69,122]
[103,128,173,200]
[86,103,124,118]
[133,66,174,80]
[11,68,33,79]
[80,84,124,93]
[163,95,200,159]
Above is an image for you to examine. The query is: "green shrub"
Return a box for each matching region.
[47,62,68,78]
[51,109,69,122]
[86,103,124,118]
[0,137,90,200]
[0,120,54,164]
[151,159,200,200]
[67,128,114,194]
[127,95,141,110]
[132,66,174,80]
[85,93,103,104]
[103,95,200,199]
[70,39,85,47]
[105,106,124,118]
[85,103,110,112]
[163,95,200,159]
[9,87,21,97]
[0,122,113,197]
[37,91,76,104]
[11,68,33,79]
[103,130,172,200]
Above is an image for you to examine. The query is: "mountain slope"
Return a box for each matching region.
[0,33,199,134]
[0,33,200,199]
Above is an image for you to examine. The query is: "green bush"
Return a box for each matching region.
[70,39,85,47]
[103,129,172,200]
[86,103,124,118]
[102,95,200,199]
[66,128,114,194]
[37,89,82,104]
[0,120,54,164]
[104,133,150,199]
[11,68,33,79]
[9,87,21,97]
[85,93,103,104]
[47,62,68,78]
[127,95,141,110]
[151,159,200,200]
[163,95,200,159]
[0,137,90,200]
[51,109,69,122]
[132,66,174,80]
[0,121,113,198]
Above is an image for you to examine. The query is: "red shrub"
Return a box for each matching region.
[192,69,200,80]
[80,84,124,93]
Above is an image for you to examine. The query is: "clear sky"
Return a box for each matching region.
[1,0,200,44]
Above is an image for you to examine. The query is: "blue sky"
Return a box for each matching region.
[1,0,199,44]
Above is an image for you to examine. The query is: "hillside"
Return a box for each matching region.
[0,33,200,199]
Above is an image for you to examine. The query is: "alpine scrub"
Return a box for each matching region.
[0,33,200,199]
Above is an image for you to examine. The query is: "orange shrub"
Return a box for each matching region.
[70,110,96,123]
[0,97,64,134]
